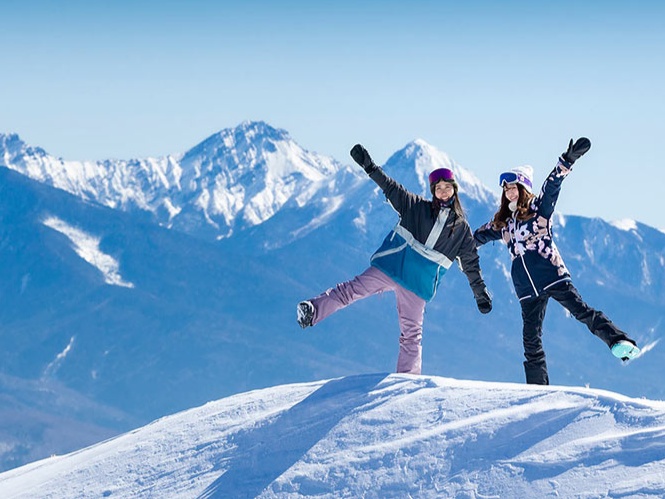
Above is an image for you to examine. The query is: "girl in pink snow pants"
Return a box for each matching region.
[297,144,492,374]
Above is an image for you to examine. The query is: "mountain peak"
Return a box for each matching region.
[0,133,48,163]
[186,121,291,160]
[174,121,347,233]
[385,139,494,203]
[0,132,23,147]
[235,120,291,141]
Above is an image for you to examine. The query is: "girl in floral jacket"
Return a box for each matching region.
[474,137,640,385]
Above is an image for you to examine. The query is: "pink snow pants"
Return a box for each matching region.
[309,266,426,374]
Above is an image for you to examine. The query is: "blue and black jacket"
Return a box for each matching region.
[474,159,573,301]
[367,167,486,302]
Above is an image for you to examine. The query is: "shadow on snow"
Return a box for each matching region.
[199,373,388,499]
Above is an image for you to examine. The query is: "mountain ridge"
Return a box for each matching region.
[0,121,353,241]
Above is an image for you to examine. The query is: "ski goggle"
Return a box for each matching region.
[429,168,455,185]
[499,171,532,190]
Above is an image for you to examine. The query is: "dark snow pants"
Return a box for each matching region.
[519,280,632,385]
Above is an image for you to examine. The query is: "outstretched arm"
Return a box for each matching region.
[350,144,419,216]
[473,222,503,247]
[537,137,591,219]
[458,225,492,314]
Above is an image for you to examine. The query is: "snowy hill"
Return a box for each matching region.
[0,373,134,472]
[1,374,664,498]
[0,122,663,473]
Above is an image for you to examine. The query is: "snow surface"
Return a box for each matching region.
[1,374,664,498]
[610,218,638,232]
[42,216,134,288]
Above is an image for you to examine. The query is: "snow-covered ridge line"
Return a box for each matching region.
[610,218,638,232]
[1,122,352,238]
[1,374,664,498]
[0,131,179,210]
[0,122,493,242]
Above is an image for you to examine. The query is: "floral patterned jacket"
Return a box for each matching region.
[474,159,573,301]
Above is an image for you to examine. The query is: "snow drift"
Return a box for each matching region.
[1,374,664,498]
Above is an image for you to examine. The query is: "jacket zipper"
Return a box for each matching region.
[512,213,539,298]
[519,253,539,298]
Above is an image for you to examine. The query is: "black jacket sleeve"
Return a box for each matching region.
[367,167,419,217]
[535,159,572,220]
[457,222,487,298]
[473,222,503,247]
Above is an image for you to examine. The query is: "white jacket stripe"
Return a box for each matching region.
[381,223,453,269]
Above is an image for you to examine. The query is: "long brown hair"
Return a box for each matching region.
[492,184,535,229]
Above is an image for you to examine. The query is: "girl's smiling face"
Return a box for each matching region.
[434,181,455,201]
[503,183,519,203]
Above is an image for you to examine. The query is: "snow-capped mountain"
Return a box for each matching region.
[0,132,180,214]
[384,138,495,204]
[0,122,663,473]
[0,122,356,240]
[0,121,497,246]
[1,374,664,498]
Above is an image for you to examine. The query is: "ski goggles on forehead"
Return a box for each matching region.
[499,171,532,190]
[428,168,455,185]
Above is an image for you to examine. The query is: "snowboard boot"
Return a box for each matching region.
[611,340,640,361]
[523,361,549,385]
[297,301,315,329]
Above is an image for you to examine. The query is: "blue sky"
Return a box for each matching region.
[1,0,663,229]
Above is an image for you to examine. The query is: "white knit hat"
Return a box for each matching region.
[499,165,534,193]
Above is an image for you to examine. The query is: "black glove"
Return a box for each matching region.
[475,287,492,314]
[350,144,378,174]
[561,137,591,165]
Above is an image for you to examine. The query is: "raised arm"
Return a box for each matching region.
[350,143,419,216]
[536,137,591,220]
